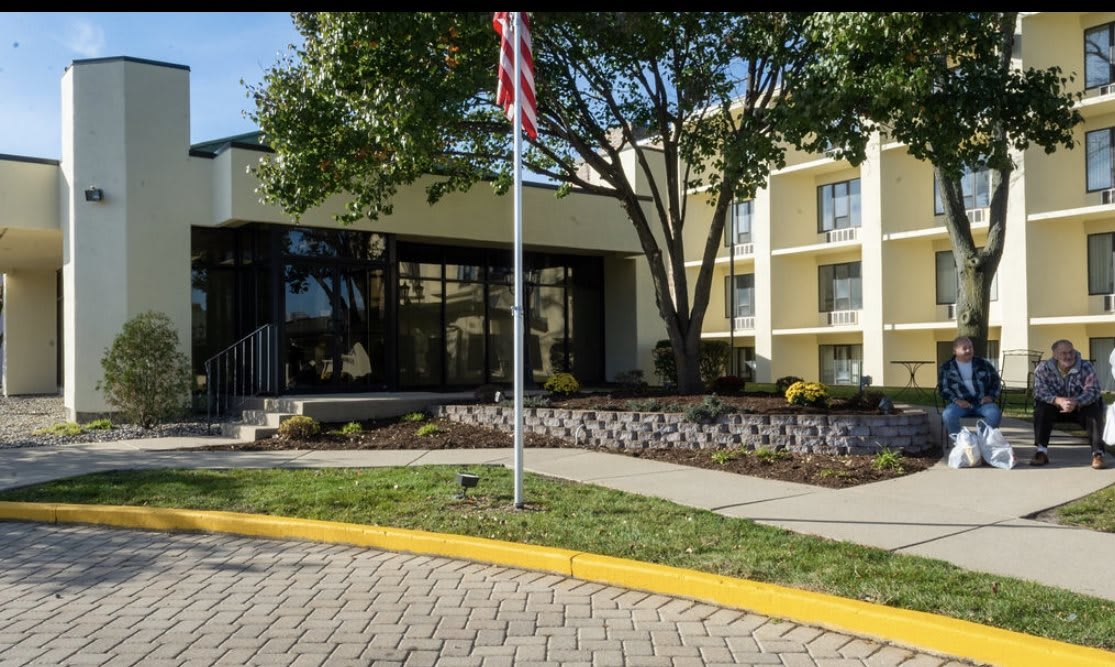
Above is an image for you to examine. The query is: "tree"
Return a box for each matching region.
[793,12,1082,357]
[247,12,826,393]
[97,311,192,427]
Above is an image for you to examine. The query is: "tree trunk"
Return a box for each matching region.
[955,254,994,358]
[673,325,704,394]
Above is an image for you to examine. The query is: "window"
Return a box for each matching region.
[733,347,756,382]
[723,274,755,317]
[1087,232,1115,294]
[1085,22,1115,90]
[933,166,990,214]
[818,262,861,312]
[820,344,862,385]
[817,179,860,232]
[934,250,998,304]
[723,200,752,246]
[1086,128,1115,193]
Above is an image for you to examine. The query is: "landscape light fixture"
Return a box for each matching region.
[456,471,480,499]
[84,187,104,202]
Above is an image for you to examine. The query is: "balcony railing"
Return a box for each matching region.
[824,227,859,244]
[733,315,755,331]
[823,309,859,326]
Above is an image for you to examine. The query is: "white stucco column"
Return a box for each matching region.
[859,133,886,384]
[752,179,774,383]
[1,270,57,395]
[61,58,193,420]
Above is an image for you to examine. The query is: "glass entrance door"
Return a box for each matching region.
[284,262,385,391]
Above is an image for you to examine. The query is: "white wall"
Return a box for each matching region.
[2,270,56,394]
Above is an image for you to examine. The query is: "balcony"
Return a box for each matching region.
[733,315,755,331]
[824,227,859,244]
[822,309,859,326]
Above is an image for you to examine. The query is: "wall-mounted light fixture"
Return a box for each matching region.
[84,187,104,202]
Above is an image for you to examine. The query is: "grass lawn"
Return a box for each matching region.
[2,465,1114,651]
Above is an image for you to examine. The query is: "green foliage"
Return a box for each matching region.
[249,13,835,394]
[416,423,441,437]
[96,311,192,428]
[33,422,84,437]
[85,419,113,431]
[614,369,649,394]
[652,341,678,387]
[523,396,552,409]
[793,12,1082,352]
[708,375,746,395]
[775,376,804,395]
[277,416,321,440]
[684,395,736,424]
[754,446,790,464]
[544,372,581,396]
[625,398,663,413]
[710,448,743,466]
[785,381,829,408]
[339,421,363,436]
[698,340,730,385]
[873,448,904,473]
[400,411,427,423]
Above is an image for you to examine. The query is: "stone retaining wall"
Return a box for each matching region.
[436,405,933,455]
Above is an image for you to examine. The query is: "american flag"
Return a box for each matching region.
[493,12,537,140]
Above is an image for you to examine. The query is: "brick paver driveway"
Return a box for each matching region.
[0,522,972,666]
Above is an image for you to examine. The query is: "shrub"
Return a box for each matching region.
[400,411,427,423]
[33,422,84,437]
[698,340,730,385]
[85,418,113,431]
[873,447,905,472]
[277,415,320,440]
[523,395,552,408]
[544,372,581,396]
[652,340,733,388]
[614,369,648,394]
[339,421,363,436]
[684,395,736,424]
[785,381,829,408]
[97,311,192,428]
[416,423,441,437]
[708,375,746,395]
[775,375,804,395]
[845,390,885,411]
[755,446,790,463]
[625,398,664,412]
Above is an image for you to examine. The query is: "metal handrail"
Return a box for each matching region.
[204,324,275,434]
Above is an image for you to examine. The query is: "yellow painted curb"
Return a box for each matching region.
[2,501,1112,667]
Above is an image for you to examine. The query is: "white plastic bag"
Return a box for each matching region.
[1103,402,1115,446]
[976,420,1015,470]
[947,427,982,469]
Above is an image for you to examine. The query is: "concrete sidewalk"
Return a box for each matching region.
[0,419,1113,602]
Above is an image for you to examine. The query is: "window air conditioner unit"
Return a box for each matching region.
[1100,84,1115,97]
[1104,294,1115,313]
[733,316,755,331]
[946,303,957,320]
[826,310,859,326]
[1102,188,1115,206]
[965,208,987,224]
[733,242,753,256]
[825,227,858,244]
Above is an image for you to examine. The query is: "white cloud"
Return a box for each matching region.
[61,20,105,58]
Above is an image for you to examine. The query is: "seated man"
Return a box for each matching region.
[1030,339,1107,469]
[939,336,1002,440]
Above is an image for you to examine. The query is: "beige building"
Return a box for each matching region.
[3,12,1115,421]
[691,11,1115,394]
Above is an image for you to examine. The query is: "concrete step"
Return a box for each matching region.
[224,423,278,442]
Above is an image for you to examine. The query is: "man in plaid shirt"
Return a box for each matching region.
[939,336,1002,440]
[1030,339,1107,469]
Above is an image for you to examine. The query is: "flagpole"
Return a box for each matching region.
[512,10,525,510]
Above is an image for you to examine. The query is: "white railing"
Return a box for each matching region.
[966,208,988,224]
[733,315,755,331]
[732,242,754,256]
[824,309,859,326]
[824,227,859,244]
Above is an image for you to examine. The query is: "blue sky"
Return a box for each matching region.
[1,12,302,159]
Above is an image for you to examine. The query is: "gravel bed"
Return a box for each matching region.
[0,394,218,449]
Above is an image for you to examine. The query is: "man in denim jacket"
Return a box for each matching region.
[1030,339,1107,469]
[939,336,1002,439]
